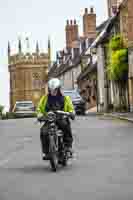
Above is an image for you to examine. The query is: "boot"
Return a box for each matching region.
[65,146,73,158]
[42,153,49,160]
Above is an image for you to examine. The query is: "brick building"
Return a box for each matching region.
[8,39,50,111]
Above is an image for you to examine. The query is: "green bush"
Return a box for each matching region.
[1,113,8,120]
[107,35,128,80]
[0,112,37,120]
[108,104,114,111]
[109,35,124,50]
[0,105,4,116]
[6,112,15,119]
[113,104,128,112]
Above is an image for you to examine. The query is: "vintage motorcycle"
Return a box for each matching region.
[38,110,74,172]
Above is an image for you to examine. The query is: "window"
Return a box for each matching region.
[32,72,41,89]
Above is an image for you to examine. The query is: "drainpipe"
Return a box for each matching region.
[127,77,130,112]
[103,46,109,113]
[72,70,74,89]
[96,73,99,112]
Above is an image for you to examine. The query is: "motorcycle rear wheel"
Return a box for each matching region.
[61,157,67,166]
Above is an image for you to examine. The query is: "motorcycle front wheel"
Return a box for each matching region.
[50,153,58,172]
[49,135,58,172]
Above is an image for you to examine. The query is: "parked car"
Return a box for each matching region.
[12,101,36,118]
[63,90,86,115]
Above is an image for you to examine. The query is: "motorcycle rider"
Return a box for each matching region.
[37,78,75,159]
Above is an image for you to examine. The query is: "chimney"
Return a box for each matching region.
[36,41,39,54]
[18,38,22,54]
[90,7,94,13]
[85,8,88,14]
[83,6,96,39]
[107,0,118,17]
[72,19,79,45]
[65,19,79,49]
[8,41,10,55]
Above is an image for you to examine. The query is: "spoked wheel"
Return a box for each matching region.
[49,135,58,172]
[59,151,68,167]
[50,152,58,172]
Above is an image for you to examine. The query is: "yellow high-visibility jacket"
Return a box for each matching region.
[37,95,74,115]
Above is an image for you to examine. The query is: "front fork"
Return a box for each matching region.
[48,134,58,154]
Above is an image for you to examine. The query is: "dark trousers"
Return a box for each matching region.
[40,119,73,154]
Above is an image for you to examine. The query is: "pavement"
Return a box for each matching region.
[0,117,133,199]
[86,106,133,123]
[103,112,133,123]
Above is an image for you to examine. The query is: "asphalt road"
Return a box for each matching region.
[0,115,133,200]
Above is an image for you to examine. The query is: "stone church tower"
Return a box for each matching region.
[8,39,51,111]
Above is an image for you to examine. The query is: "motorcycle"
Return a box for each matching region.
[38,110,73,172]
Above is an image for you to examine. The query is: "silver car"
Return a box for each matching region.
[13,101,35,117]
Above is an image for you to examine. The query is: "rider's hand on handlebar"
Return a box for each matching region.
[37,113,44,122]
[69,112,75,120]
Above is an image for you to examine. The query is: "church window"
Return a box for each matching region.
[32,72,41,89]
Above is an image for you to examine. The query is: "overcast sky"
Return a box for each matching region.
[0,0,108,110]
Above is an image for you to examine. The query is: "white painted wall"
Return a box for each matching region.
[59,63,81,90]
[97,45,105,106]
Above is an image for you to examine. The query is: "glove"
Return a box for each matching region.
[69,112,75,120]
[37,113,44,121]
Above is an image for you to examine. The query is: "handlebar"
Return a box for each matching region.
[55,111,75,120]
[54,110,70,116]
[37,110,75,122]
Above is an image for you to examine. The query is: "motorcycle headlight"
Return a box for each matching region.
[47,112,56,121]
[50,122,55,128]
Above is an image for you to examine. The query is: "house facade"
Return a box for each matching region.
[128,0,133,112]
[83,0,129,112]
[48,7,96,92]
[77,57,97,110]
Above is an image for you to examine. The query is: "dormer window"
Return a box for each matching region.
[112,5,118,15]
